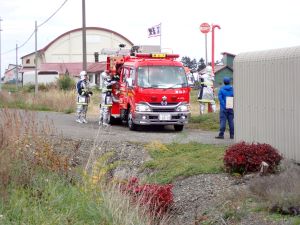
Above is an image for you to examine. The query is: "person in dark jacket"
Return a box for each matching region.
[215,77,234,139]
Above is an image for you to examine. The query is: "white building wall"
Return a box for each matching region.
[44,29,133,63]
[234,46,300,162]
[23,71,59,85]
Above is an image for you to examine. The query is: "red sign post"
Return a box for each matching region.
[211,24,221,74]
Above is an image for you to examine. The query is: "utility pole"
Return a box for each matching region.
[0,17,2,91]
[82,0,87,71]
[35,21,38,94]
[15,43,18,89]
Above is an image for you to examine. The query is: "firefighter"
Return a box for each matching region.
[99,70,118,126]
[197,66,216,114]
[76,71,93,123]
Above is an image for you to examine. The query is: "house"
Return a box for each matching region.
[20,27,134,86]
[3,64,22,83]
[214,52,235,87]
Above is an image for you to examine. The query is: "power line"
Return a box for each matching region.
[18,30,35,49]
[38,0,68,28]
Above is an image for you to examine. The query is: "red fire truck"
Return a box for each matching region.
[106,52,191,131]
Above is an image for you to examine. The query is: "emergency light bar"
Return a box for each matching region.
[135,53,179,59]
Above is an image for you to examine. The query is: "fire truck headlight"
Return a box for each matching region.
[176,104,190,112]
[136,104,151,112]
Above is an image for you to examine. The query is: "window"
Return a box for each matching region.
[129,67,135,85]
[137,66,187,88]
[122,67,130,82]
[26,59,30,64]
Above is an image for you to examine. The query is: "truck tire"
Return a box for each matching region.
[174,124,184,131]
[109,116,118,125]
[128,111,137,131]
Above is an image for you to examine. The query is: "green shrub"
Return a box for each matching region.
[57,75,75,91]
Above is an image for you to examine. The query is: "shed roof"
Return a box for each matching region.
[235,45,300,62]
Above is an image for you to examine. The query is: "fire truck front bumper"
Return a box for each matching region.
[132,111,190,126]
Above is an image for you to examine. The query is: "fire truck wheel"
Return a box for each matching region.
[174,125,184,131]
[128,111,137,131]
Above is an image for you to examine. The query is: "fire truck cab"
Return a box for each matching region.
[108,53,191,131]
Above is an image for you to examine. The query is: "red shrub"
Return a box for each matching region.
[121,177,173,216]
[224,142,283,174]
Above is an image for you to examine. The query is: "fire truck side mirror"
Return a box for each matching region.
[126,77,133,88]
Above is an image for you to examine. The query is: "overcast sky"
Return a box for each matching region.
[1,0,300,75]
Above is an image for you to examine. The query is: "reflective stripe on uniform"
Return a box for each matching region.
[198,99,215,103]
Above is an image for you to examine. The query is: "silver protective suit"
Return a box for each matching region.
[76,71,91,123]
[99,71,117,125]
[197,66,216,114]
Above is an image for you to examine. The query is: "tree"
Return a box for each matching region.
[181,56,192,68]
[181,56,198,71]
[197,58,206,71]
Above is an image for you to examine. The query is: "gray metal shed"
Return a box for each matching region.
[234,46,300,162]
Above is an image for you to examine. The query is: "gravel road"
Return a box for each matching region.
[37,111,234,145]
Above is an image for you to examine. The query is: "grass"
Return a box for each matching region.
[188,89,221,131]
[0,171,107,224]
[188,112,220,130]
[1,169,169,225]
[0,109,170,225]
[0,86,76,113]
[143,141,226,184]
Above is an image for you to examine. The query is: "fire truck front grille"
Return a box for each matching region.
[149,103,178,113]
[149,115,179,120]
[152,108,175,112]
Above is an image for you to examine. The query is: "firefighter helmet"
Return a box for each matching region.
[205,66,212,74]
[80,71,87,79]
[101,70,111,80]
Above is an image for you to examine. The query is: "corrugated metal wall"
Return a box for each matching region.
[234,46,300,162]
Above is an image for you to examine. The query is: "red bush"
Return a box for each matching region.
[224,142,283,174]
[121,177,173,216]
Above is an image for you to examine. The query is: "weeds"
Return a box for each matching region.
[0,108,72,200]
[0,109,172,224]
[249,161,300,216]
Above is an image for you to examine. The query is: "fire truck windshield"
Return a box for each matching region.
[137,66,188,88]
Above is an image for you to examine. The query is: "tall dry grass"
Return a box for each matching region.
[0,108,71,199]
[30,90,77,113]
[0,88,76,113]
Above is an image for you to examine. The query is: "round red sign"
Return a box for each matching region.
[200,23,211,34]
